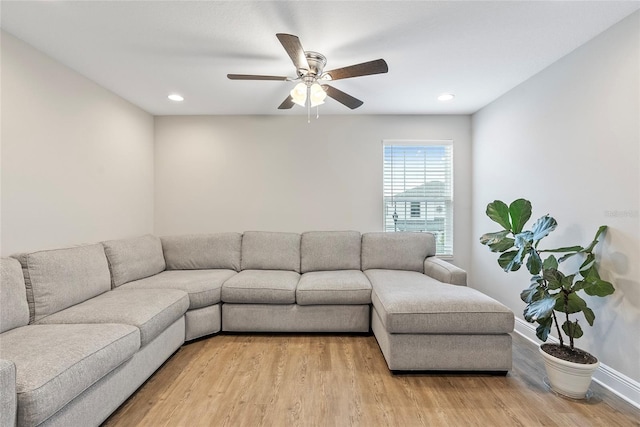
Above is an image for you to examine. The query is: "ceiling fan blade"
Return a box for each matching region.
[322,85,364,109]
[276,33,309,73]
[278,95,295,109]
[227,74,289,81]
[323,59,388,81]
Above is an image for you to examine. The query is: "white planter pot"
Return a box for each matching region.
[539,345,599,399]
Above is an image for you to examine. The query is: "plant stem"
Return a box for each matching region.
[552,310,563,347]
[542,273,564,348]
[564,297,574,350]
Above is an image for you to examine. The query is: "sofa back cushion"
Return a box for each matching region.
[14,244,111,323]
[241,231,300,272]
[361,232,435,273]
[300,231,361,273]
[1,258,30,332]
[161,233,242,271]
[102,235,166,287]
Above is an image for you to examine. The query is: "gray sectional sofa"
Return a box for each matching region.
[0,231,514,427]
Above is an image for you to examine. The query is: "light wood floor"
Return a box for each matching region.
[103,333,639,426]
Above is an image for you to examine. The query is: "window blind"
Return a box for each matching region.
[382,141,454,257]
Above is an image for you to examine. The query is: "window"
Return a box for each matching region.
[383,140,453,256]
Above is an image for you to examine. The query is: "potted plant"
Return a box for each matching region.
[480,199,615,399]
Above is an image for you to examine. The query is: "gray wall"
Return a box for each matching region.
[0,32,155,255]
[471,12,639,382]
[154,115,472,268]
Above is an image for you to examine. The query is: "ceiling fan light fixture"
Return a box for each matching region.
[290,82,307,106]
[309,83,327,107]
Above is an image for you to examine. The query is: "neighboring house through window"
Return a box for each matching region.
[382,140,453,256]
[410,201,421,218]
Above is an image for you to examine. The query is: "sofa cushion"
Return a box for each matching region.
[365,269,514,334]
[118,269,236,309]
[222,270,300,304]
[37,289,189,346]
[296,270,372,305]
[0,359,16,427]
[300,231,361,273]
[241,231,301,272]
[161,233,242,271]
[362,232,435,273]
[0,323,139,426]
[13,244,111,323]
[0,258,29,333]
[102,234,166,287]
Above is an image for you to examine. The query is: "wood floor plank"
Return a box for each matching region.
[103,333,640,426]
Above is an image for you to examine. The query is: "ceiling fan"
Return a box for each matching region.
[227,33,388,110]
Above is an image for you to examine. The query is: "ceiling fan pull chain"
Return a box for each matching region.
[316,105,320,119]
[307,86,311,123]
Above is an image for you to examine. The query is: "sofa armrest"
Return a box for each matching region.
[423,257,467,286]
[0,359,17,427]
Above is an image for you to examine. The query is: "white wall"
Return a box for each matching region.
[471,11,639,385]
[155,115,472,268]
[0,32,155,255]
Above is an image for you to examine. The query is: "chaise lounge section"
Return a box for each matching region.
[0,230,514,426]
[362,232,514,371]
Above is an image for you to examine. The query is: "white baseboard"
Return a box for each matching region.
[513,318,640,409]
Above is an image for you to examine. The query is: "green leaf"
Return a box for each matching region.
[583,279,615,297]
[523,296,556,322]
[579,253,595,273]
[562,274,576,291]
[583,307,595,326]
[568,291,587,313]
[489,238,516,253]
[526,249,542,275]
[562,320,583,339]
[480,230,509,245]
[530,215,557,241]
[542,255,558,270]
[536,317,553,342]
[530,275,544,285]
[584,225,608,253]
[584,264,601,281]
[479,231,515,253]
[508,246,527,271]
[558,252,580,263]
[509,199,532,234]
[543,269,564,290]
[520,283,544,304]
[498,250,522,272]
[556,292,587,314]
[486,200,512,231]
[514,231,533,249]
[572,280,586,292]
[540,245,583,253]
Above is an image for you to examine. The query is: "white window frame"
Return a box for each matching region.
[382,139,454,257]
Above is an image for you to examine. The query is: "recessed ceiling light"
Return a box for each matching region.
[168,94,184,102]
[437,93,455,101]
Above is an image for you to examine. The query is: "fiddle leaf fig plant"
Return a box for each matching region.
[480,199,615,352]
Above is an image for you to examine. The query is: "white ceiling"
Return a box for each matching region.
[2,1,638,116]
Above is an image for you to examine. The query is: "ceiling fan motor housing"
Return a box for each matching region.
[301,51,327,80]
